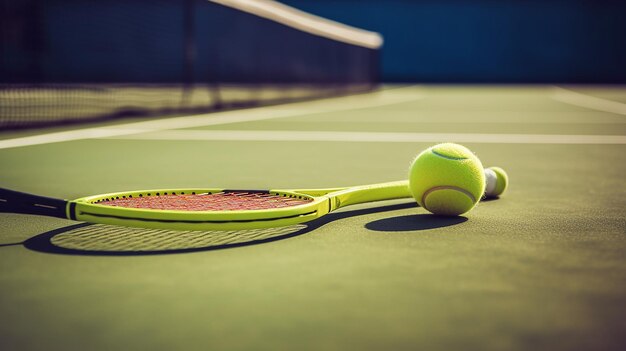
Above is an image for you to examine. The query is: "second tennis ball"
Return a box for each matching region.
[409,143,485,216]
[484,166,508,198]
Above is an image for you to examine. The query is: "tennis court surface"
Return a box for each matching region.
[1,85,625,350]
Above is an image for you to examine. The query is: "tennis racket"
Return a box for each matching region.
[0,168,504,231]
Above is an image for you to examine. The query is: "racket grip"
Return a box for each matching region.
[0,188,68,219]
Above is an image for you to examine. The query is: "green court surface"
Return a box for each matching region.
[1,86,625,350]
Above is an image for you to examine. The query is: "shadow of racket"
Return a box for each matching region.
[22,201,425,256]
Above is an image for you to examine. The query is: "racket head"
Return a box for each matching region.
[72,188,332,231]
[68,180,409,231]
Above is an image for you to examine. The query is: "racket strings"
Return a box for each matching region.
[95,191,312,211]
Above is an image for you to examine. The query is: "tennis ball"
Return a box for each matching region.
[484,166,508,198]
[409,143,485,216]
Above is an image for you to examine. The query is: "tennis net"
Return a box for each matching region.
[0,0,382,129]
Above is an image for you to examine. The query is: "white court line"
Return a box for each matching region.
[551,87,626,116]
[0,88,422,150]
[106,130,626,144]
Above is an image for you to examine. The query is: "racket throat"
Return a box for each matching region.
[328,180,410,209]
[327,197,340,212]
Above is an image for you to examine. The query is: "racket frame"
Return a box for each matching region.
[67,180,410,230]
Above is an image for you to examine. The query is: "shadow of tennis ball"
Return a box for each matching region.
[365,214,467,232]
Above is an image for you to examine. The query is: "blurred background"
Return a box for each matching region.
[282,0,626,83]
[1,0,625,129]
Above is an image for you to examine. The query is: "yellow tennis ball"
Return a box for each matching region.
[409,143,486,216]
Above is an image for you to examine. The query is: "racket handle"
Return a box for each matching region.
[0,188,69,219]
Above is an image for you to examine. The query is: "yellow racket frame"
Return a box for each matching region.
[70,180,411,230]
